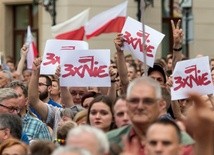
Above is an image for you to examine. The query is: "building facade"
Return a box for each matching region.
[0,0,214,64]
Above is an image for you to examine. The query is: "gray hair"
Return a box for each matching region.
[126,76,162,99]
[0,113,22,139]
[0,88,18,103]
[1,70,13,82]
[67,125,109,155]
[7,80,28,97]
[52,146,92,155]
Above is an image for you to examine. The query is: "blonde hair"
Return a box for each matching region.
[73,109,88,123]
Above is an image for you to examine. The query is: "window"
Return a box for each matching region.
[13,4,38,64]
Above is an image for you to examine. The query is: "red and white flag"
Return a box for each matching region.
[26,26,38,69]
[85,1,128,40]
[51,9,90,40]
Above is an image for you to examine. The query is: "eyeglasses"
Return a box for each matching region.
[38,82,49,87]
[0,103,20,113]
[126,97,158,105]
[70,91,84,97]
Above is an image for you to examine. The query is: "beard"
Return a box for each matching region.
[39,90,49,101]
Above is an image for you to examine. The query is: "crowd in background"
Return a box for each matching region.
[0,20,213,155]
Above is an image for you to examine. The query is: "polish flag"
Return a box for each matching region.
[26,26,38,69]
[51,9,90,40]
[85,1,128,40]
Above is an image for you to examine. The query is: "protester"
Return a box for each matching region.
[66,125,109,155]
[127,64,137,81]
[145,119,182,155]
[55,121,77,146]
[0,138,29,155]
[147,63,167,87]
[73,109,88,125]
[50,79,61,105]
[52,146,92,155]
[86,95,116,132]
[8,80,52,142]
[0,88,29,144]
[113,96,130,128]
[30,140,56,155]
[22,69,32,85]
[107,77,194,155]
[0,70,13,88]
[28,58,75,138]
[57,108,77,128]
[81,91,99,109]
[0,113,22,143]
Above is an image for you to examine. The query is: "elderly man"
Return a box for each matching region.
[107,77,194,155]
[66,125,109,155]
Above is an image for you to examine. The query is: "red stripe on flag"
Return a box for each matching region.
[32,42,38,57]
[86,17,125,40]
[55,26,85,40]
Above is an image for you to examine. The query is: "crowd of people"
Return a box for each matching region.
[0,19,213,155]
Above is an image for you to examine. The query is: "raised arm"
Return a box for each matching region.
[28,57,48,121]
[171,20,184,70]
[114,33,129,94]
[60,87,74,108]
[107,66,118,102]
[54,65,74,108]
[186,93,214,155]
[16,44,28,78]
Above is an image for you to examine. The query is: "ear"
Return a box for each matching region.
[158,99,167,112]
[48,85,52,93]
[3,128,11,140]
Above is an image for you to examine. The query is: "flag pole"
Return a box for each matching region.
[141,0,147,76]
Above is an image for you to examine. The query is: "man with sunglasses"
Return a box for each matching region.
[107,77,194,155]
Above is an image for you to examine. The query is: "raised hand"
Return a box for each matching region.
[185,93,214,155]
[32,57,42,71]
[114,33,124,52]
[171,20,183,48]
[20,44,29,58]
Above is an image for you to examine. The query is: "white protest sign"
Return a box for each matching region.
[40,39,89,75]
[60,49,111,87]
[121,17,165,67]
[171,56,213,100]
